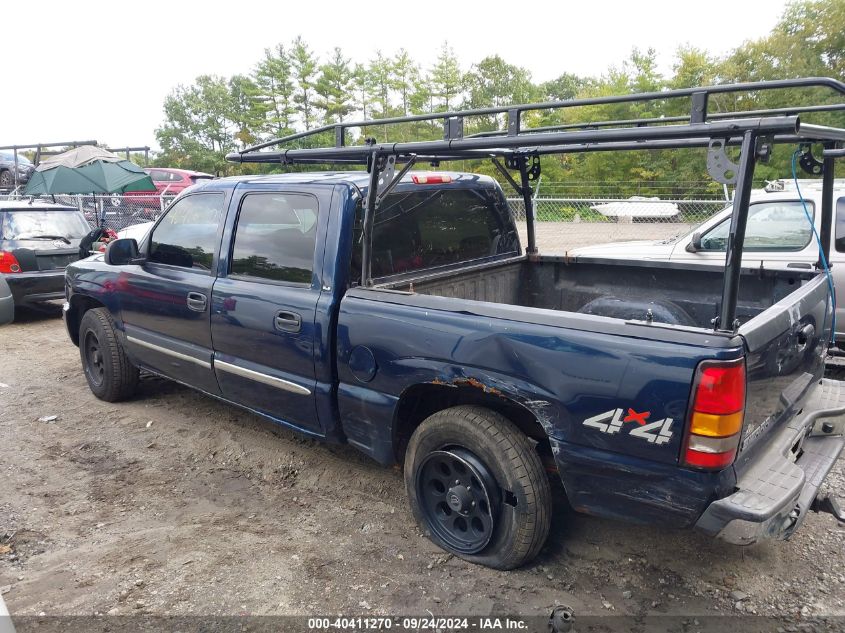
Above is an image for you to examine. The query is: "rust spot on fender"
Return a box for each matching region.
[452,377,503,396]
[427,376,503,396]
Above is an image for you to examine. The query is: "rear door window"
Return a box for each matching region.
[352,187,518,280]
[700,201,814,251]
[148,193,224,271]
[229,193,319,284]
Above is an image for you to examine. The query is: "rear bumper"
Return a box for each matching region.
[4,271,66,305]
[695,378,845,544]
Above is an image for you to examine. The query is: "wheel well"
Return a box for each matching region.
[67,295,106,346]
[393,383,553,465]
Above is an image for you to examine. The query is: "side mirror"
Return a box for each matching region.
[105,238,141,266]
[686,232,702,253]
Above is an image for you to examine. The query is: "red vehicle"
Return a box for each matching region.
[125,168,215,209]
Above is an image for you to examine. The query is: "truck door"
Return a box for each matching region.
[119,191,225,395]
[210,187,327,434]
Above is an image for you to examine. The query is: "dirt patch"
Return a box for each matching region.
[0,310,843,623]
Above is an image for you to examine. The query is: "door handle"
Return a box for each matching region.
[186,292,207,312]
[274,310,302,332]
[787,262,812,269]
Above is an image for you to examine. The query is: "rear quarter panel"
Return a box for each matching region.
[336,289,743,466]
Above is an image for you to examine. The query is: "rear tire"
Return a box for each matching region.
[79,308,139,402]
[404,405,551,570]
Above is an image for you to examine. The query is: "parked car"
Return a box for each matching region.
[64,168,845,568]
[116,221,154,243]
[570,182,845,343]
[124,168,214,209]
[1,201,89,319]
[0,152,36,190]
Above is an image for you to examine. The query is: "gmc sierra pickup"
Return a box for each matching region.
[63,78,845,569]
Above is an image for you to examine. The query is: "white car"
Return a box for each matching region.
[571,182,845,341]
[117,221,154,243]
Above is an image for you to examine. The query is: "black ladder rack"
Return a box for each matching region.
[225,77,845,335]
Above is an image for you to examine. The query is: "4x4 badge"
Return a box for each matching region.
[583,408,673,445]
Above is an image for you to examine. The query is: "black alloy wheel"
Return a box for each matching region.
[416,448,500,554]
[84,329,106,387]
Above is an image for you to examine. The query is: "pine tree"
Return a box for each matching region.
[254,44,297,138]
[430,42,463,111]
[290,36,319,130]
[315,47,354,123]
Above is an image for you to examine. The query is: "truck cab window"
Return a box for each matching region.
[229,193,318,284]
[351,187,518,283]
[148,193,224,270]
[700,201,814,251]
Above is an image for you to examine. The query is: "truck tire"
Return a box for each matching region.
[79,308,139,402]
[404,405,551,569]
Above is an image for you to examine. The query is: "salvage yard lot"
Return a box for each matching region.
[1,306,844,621]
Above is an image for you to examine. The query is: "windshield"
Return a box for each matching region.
[0,153,33,165]
[1,210,91,240]
[655,203,733,244]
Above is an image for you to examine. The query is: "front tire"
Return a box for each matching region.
[79,308,139,402]
[404,406,551,570]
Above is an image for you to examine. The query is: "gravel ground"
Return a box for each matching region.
[0,305,844,629]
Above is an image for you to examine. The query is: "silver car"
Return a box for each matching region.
[571,181,845,342]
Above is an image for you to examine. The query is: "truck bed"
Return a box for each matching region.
[382,255,811,330]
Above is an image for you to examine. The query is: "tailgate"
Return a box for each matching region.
[736,273,832,465]
[35,248,80,271]
[13,246,80,272]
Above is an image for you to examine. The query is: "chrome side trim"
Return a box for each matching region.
[214,359,312,396]
[126,336,212,369]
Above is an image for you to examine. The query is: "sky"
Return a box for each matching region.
[4,0,791,152]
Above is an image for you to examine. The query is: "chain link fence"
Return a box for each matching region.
[509,196,731,253]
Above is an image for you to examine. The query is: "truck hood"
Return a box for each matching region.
[569,240,676,260]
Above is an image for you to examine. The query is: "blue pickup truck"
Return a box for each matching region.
[64,79,845,569]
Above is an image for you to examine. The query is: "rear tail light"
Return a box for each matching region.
[683,359,746,470]
[0,251,22,273]
[412,174,452,184]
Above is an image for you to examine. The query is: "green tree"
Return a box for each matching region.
[368,51,394,117]
[352,63,370,119]
[315,47,354,123]
[430,43,463,111]
[463,55,535,132]
[540,73,584,102]
[155,75,240,173]
[228,74,266,147]
[392,49,419,116]
[290,36,319,130]
[254,44,297,138]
